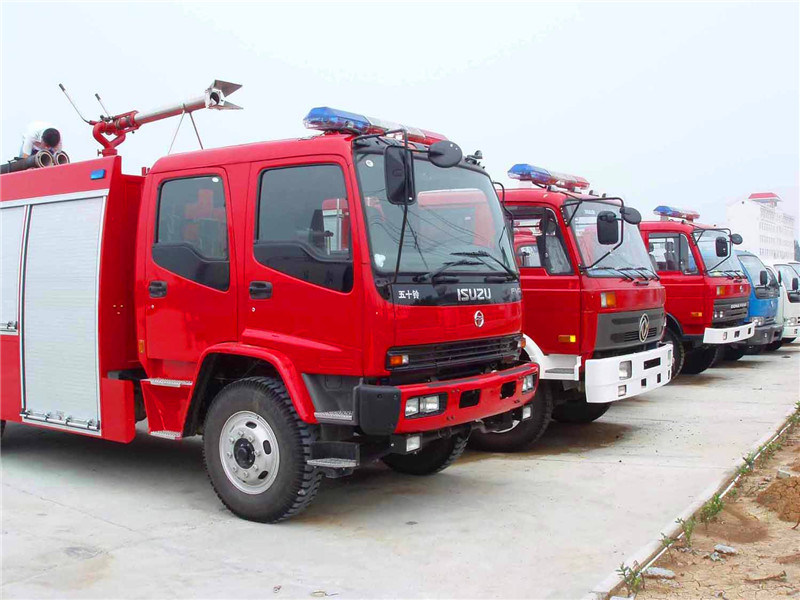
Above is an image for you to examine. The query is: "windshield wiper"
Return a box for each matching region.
[412,259,483,283]
[618,266,659,281]
[450,250,518,280]
[585,266,635,281]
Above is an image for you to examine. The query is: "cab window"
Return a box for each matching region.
[648,233,697,274]
[511,208,572,275]
[256,164,353,292]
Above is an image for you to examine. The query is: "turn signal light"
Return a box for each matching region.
[558,334,577,343]
[388,354,409,367]
[716,285,726,296]
[690,311,703,318]
[600,292,617,308]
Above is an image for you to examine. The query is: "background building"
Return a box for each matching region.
[726,192,796,261]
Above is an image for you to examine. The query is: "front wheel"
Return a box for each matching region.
[765,339,783,352]
[468,384,554,452]
[551,398,611,424]
[203,376,322,523]
[682,345,719,374]
[724,345,747,361]
[382,434,468,475]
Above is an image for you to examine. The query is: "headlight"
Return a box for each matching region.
[749,316,765,327]
[789,317,798,326]
[619,360,632,380]
[404,394,444,418]
[521,374,535,392]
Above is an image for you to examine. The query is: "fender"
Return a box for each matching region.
[665,312,683,337]
[522,333,581,381]
[191,342,316,423]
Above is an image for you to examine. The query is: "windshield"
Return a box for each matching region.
[777,264,800,288]
[355,152,516,279]
[694,230,745,276]
[739,254,769,285]
[566,201,654,277]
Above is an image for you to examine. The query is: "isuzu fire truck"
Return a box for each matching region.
[0,85,539,522]
[772,261,800,344]
[639,206,754,376]
[469,163,671,452]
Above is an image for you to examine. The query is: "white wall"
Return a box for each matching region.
[726,199,795,261]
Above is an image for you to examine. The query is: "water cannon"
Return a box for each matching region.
[60,79,242,156]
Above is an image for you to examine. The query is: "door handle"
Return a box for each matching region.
[148,280,167,298]
[249,281,273,299]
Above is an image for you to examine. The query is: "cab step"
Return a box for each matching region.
[149,430,183,440]
[309,440,360,477]
[314,410,355,424]
[307,458,358,469]
[546,367,574,374]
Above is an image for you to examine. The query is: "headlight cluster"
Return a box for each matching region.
[618,360,632,380]
[521,374,536,393]
[789,317,798,326]
[749,316,765,327]
[713,310,724,319]
[404,394,444,418]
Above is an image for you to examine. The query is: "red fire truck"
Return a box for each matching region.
[0,83,538,522]
[639,206,753,376]
[469,163,671,452]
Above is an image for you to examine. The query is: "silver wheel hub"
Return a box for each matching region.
[219,411,280,494]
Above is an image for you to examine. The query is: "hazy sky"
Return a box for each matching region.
[2,2,798,232]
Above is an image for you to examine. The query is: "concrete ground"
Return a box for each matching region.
[2,345,798,600]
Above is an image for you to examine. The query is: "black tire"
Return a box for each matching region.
[382,434,468,475]
[203,376,322,523]
[468,383,554,452]
[0,420,5,440]
[551,396,611,424]
[682,345,719,374]
[765,339,783,352]
[784,337,796,344]
[663,327,685,378]
[724,345,747,361]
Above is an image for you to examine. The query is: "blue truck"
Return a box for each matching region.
[723,250,782,360]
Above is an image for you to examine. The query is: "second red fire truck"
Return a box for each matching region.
[470,163,672,452]
[0,85,539,522]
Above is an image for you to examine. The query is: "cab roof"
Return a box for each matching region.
[503,186,608,211]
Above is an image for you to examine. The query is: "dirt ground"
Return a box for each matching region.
[634,424,800,600]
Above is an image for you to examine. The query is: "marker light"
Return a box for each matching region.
[653,205,700,222]
[406,435,422,453]
[388,354,409,368]
[690,311,703,318]
[558,334,577,343]
[600,291,617,308]
[716,285,726,296]
[303,106,447,145]
[508,163,590,191]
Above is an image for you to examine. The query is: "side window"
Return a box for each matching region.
[649,234,681,272]
[512,211,573,275]
[516,244,541,268]
[256,164,353,293]
[154,175,229,291]
[678,235,698,274]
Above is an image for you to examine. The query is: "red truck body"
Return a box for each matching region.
[0,104,538,521]
[639,212,754,374]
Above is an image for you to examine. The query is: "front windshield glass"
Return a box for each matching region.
[355,152,516,279]
[566,201,654,277]
[738,254,768,285]
[694,230,745,277]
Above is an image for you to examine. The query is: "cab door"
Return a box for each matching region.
[143,170,237,380]
[513,207,581,356]
[242,157,363,375]
[645,232,703,328]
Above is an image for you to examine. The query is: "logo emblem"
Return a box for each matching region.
[474,310,485,328]
[638,313,650,342]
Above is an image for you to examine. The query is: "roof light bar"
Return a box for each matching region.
[303,106,447,145]
[653,205,700,222]
[507,163,589,191]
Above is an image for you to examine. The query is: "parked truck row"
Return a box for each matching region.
[1,82,796,522]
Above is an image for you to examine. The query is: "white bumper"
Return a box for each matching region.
[702,322,755,344]
[584,344,672,404]
[783,325,800,339]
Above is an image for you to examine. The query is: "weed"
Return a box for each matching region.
[739,452,757,475]
[676,516,697,547]
[660,533,676,557]
[617,562,644,596]
[699,493,724,525]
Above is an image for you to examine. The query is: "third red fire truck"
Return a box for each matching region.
[470,163,672,452]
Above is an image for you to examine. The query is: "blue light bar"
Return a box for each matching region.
[303,107,372,133]
[508,163,553,185]
[653,205,700,221]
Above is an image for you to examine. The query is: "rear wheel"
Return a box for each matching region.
[203,376,322,523]
[663,327,685,378]
[682,345,719,374]
[551,396,611,424]
[469,383,554,452]
[765,339,783,352]
[382,434,468,475]
[724,345,747,361]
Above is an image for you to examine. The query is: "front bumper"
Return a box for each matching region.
[702,322,755,344]
[742,323,782,347]
[783,324,800,339]
[356,363,539,435]
[584,344,672,404]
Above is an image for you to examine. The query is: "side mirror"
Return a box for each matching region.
[597,211,619,245]
[620,206,641,225]
[759,270,768,286]
[792,277,799,291]
[428,140,462,168]
[384,145,415,205]
[715,236,729,257]
[730,233,743,245]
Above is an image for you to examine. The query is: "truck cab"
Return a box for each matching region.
[772,262,800,344]
[639,206,753,375]
[469,163,671,453]
[0,102,539,522]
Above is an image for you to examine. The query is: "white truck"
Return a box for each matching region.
[771,262,800,345]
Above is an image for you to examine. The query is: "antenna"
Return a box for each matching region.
[59,83,92,124]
